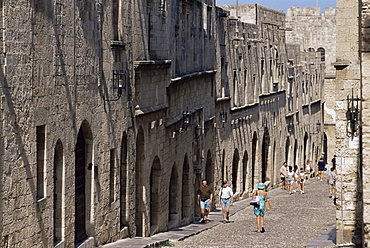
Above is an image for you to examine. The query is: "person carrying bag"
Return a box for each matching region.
[251,182,268,233]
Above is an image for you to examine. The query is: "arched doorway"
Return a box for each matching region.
[232,149,240,193]
[222,150,226,181]
[169,164,179,227]
[150,156,161,234]
[294,140,298,166]
[242,151,248,193]
[251,132,258,190]
[120,132,128,229]
[262,129,270,182]
[285,137,290,164]
[135,126,145,236]
[272,141,276,186]
[54,140,64,244]
[304,133,308,166]
[182,154,191,222]
[205,150,213,188]
[74,121,93,245]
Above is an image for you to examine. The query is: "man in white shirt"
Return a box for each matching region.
[218,181,234,223]
[280,162,287,189]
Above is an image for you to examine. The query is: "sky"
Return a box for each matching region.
[215,0,336,12]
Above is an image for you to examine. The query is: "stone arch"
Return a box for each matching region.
[120,132,128,228]
[312,142,316,165]
[303,132,308,167]
[168,163,179,227]
[150,156,161,235]
[222,150,226,181]
[272,141,277,186]
[232,149,240,193]
[135,126,145,236]
[294,139,298,166]
[54,139,64,244]
[262,128,270,182]
[323,133,328,163]
[242,151,248,194]
[205,150,214,188]
[182,154,191,223]
[285,137,291,164]
[251,132,258,191]
[74,120,93,245]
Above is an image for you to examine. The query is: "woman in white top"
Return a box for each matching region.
[286,166,295,194]
[298,168,306,194]
[218,181,234,223]
[305,160,312,179]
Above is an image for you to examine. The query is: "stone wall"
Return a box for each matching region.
[0,1,325,247]
[335,0,362,246]
[362,0,370,246]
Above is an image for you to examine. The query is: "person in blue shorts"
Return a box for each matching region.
[197,179,213,223]
[218,181,233,223]
[252,182,268,233]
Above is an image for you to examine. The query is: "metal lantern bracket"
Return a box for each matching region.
[105,70,126,101]
[172,108,193,138]
[346,89,361,137]
[214,111,227,129]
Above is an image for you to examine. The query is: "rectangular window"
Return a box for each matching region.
[37,125,46,200]
[110,149,115,203]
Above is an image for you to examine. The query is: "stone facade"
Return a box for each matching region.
[285,7,337,166]
[333,0,363,246]
[0,1,324,248]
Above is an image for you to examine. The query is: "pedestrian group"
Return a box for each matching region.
[197,156,336,233]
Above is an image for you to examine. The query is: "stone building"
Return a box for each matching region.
[0,1,324,248]
[285,7,337,166]
[334,0,368,246]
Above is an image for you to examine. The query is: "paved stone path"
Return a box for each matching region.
[101,176,336,248]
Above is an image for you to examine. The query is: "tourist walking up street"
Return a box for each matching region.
[280,162,287,189]
[170,177,336,248]
[317,157,326,181]
[298,168,306,194]
[218,181,233,223]
[197,179,213,223]
[327,167,336,198]
[305,159,312,179]
[286,166,295,194]
[252,182,268,233]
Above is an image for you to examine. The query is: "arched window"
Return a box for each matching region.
[317,47,325,61]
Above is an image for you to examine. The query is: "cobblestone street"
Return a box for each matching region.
[172,176,336,248]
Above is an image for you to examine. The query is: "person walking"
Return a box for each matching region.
[331,155,337,171]
[298,168,306,194]
[280,162,288,189]
[218,181,233,223]
[293,165,299,192]
[252,182,268,233]
[197,179,213,223]
[327,167,336,198]
[286,166,295,194]
[317,157,326,181]
[305,159,312,179]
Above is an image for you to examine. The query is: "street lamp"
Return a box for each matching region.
[105,70,126,101]
[346,89,361,137]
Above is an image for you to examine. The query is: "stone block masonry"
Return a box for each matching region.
[0,1,325,247]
